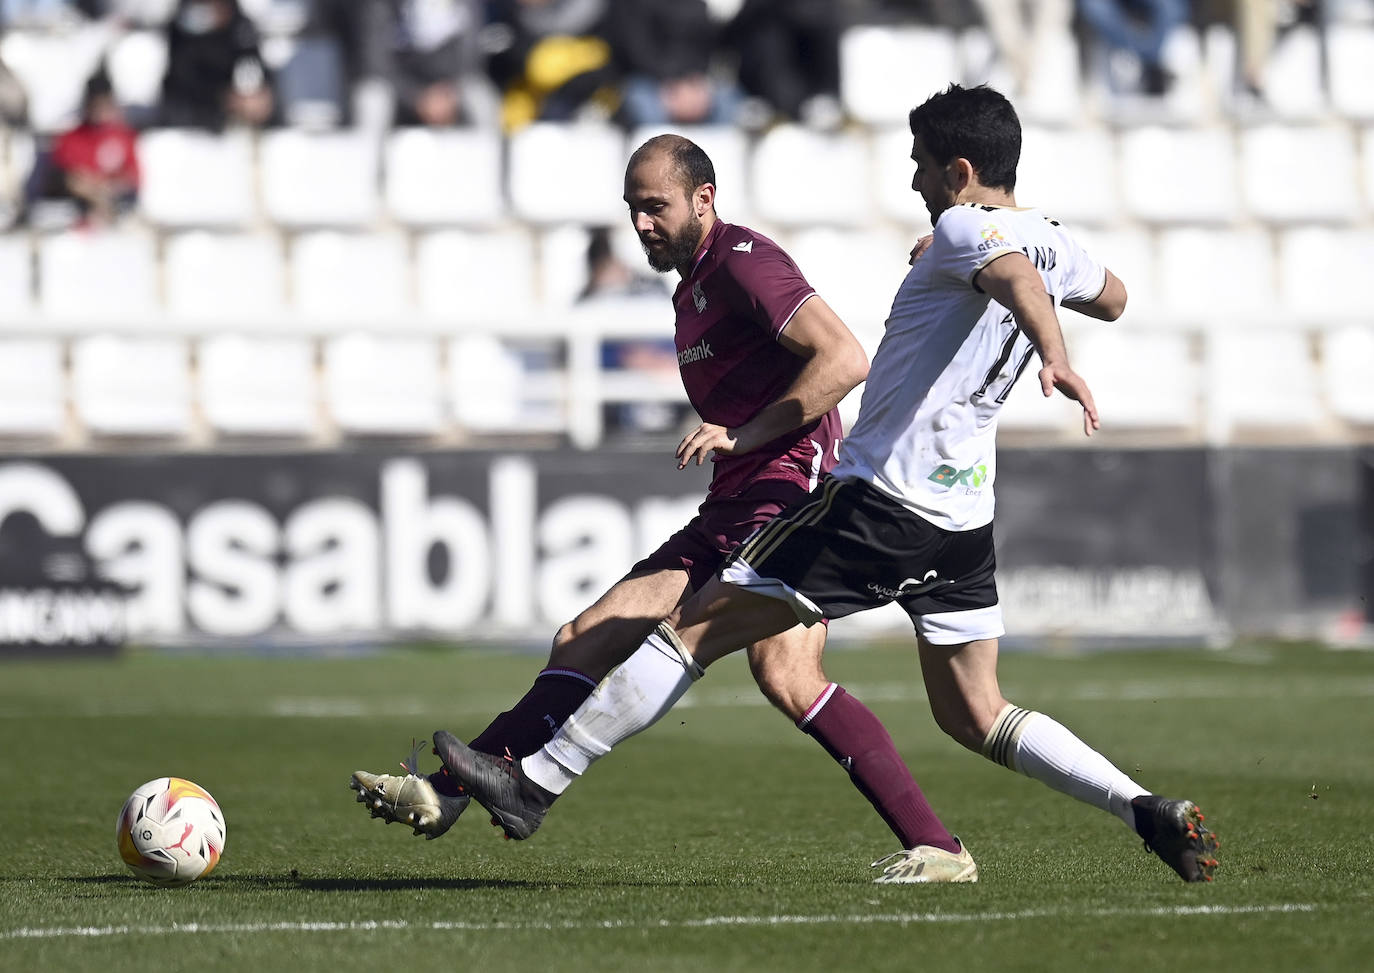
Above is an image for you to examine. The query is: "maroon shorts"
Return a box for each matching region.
[630,477,813,593]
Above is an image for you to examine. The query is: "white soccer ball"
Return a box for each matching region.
[116,777,227,887]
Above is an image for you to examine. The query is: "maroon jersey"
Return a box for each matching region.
[672,220,843,499]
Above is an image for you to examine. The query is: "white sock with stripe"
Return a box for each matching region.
[982,703,1148,830]
[522,622,704,795]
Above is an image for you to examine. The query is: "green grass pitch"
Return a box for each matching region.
[2,640,1371,972]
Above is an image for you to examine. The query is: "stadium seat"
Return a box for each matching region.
[1068,328,1197,430]
[1321,325,1374,425]
[198,334,318,437]
[261,131,381,227]
[105,30,168,117]
[1363,128,1374,214]
[414,229,536,324]
[1068,227,1158,322]
[839,25,958,126]
[628,125,750,222]
[290,231,410,323]
[447,334,530,432]
[38,230,158,322]
[1118,127,1238,224]
[70,335,193,437]
[1203,330,1321,436]
[1258,25,1326,120]
[507,123,625,225]
[1239,125,1358,224]
[1277,227,1374,321]
[1017,127,1118,226]
[786,227,908,347]
[138,129,256,228]
[869,126,932,229]
[0,233,33,315]
[384,128,505,226]
[1328,25,1374,121]
[751,125,868,227]
[322,333,443,436]
[164,232,287,326]
[0,27,107,132]
[0,337,64,437]
[1156,228,1276,324]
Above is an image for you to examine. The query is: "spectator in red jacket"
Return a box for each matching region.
[50,73,139,226]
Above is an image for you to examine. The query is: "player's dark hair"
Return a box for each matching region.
[908,84,1020,192]
[628,134,716,200]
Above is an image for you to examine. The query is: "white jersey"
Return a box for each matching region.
[832,202,1106,531]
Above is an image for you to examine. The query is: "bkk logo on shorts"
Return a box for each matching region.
[928,463,988,489]
[677,339,713,366]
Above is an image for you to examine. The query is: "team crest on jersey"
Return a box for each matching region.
[732,240,753,253]
[692,280,707,313]
[977,223,1009,253]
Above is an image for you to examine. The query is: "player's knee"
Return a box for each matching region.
[929,702,985,753]
[547,621,579,665]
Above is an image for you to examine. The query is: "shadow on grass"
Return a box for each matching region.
[63,873,537,892]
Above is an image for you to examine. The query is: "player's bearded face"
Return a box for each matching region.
[641,206,702,273]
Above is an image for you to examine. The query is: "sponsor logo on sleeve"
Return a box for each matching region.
[977,223,1010,253]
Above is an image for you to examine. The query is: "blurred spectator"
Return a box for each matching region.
[160,0,275,130]
[973,0,1073,96]
[1224,0,1320,104]
[479,0,618,132]
[1,0,89,27]
[603,0,742,128]
[1075,0,1188,96]
[384,0,498,128]
[723,0,845,129]
[576,226,685,436]
[29,71,138,227]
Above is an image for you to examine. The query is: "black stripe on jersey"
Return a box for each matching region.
[972,311,1018,401]
[737,476,843,568]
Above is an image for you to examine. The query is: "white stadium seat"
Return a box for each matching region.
[1017,127,1118,226]
[71,336,193,437]
[1118,127,1238,224]
[384,127,505,226]
[164,232,287,325]
[1203,331,1321,436]
[1258,25,1326,120]
[261,131,380,227]
[1277,227,1374,321]
[1239,125,1358,224]
[447,334,529,432]
[1328,25,1374,121]
[0,338,64,437]
[139,129,256,228]
[1069,227,1158,321]
[629,125,751,222]
[751,125,869,227]
[0,28,107,132]
[786,227,908,345]
[323,334,443,436]
[415,229,536,324]
[840,25,958,126]
[1363,128,1374,215]
[869,126,932,230]
[0,233,34,314]
[38,230,158,322]
[507,123,625,225]
[1156,228,1275,322]
[1069,328,1197,430]
[198,334,318,437]
[290,232,410,322]
[106,30,169,113]
[1321,325,1374,425]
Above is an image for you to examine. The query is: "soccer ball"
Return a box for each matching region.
[116,777,226,887]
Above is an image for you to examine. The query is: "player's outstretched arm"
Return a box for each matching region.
[1061,268,1128,322]
[975,252,1100,437]
[676,295,869,466]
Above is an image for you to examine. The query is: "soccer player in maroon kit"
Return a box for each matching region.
[353,134,968,878]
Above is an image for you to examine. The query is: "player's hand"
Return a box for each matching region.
[909,234,934,265]
[1038,362,1100,437]
[676,422,739,468]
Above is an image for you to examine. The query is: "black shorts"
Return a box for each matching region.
[720,476,1004,644]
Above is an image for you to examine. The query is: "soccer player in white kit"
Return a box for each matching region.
[436,84,1220,884]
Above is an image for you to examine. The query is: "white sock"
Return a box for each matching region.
[983,703,1148,831]
[522,623,703,795]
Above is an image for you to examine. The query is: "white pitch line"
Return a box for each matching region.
[0,904,1317,941]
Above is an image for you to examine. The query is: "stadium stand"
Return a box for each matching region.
[0,2,1370,451]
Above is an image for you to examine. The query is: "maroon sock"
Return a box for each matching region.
[801,684,959,853]
[428,668,597,798]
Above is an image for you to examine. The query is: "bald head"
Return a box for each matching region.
[627,134,717,203]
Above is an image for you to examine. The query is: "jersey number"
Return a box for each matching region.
[972,312,1036,405]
